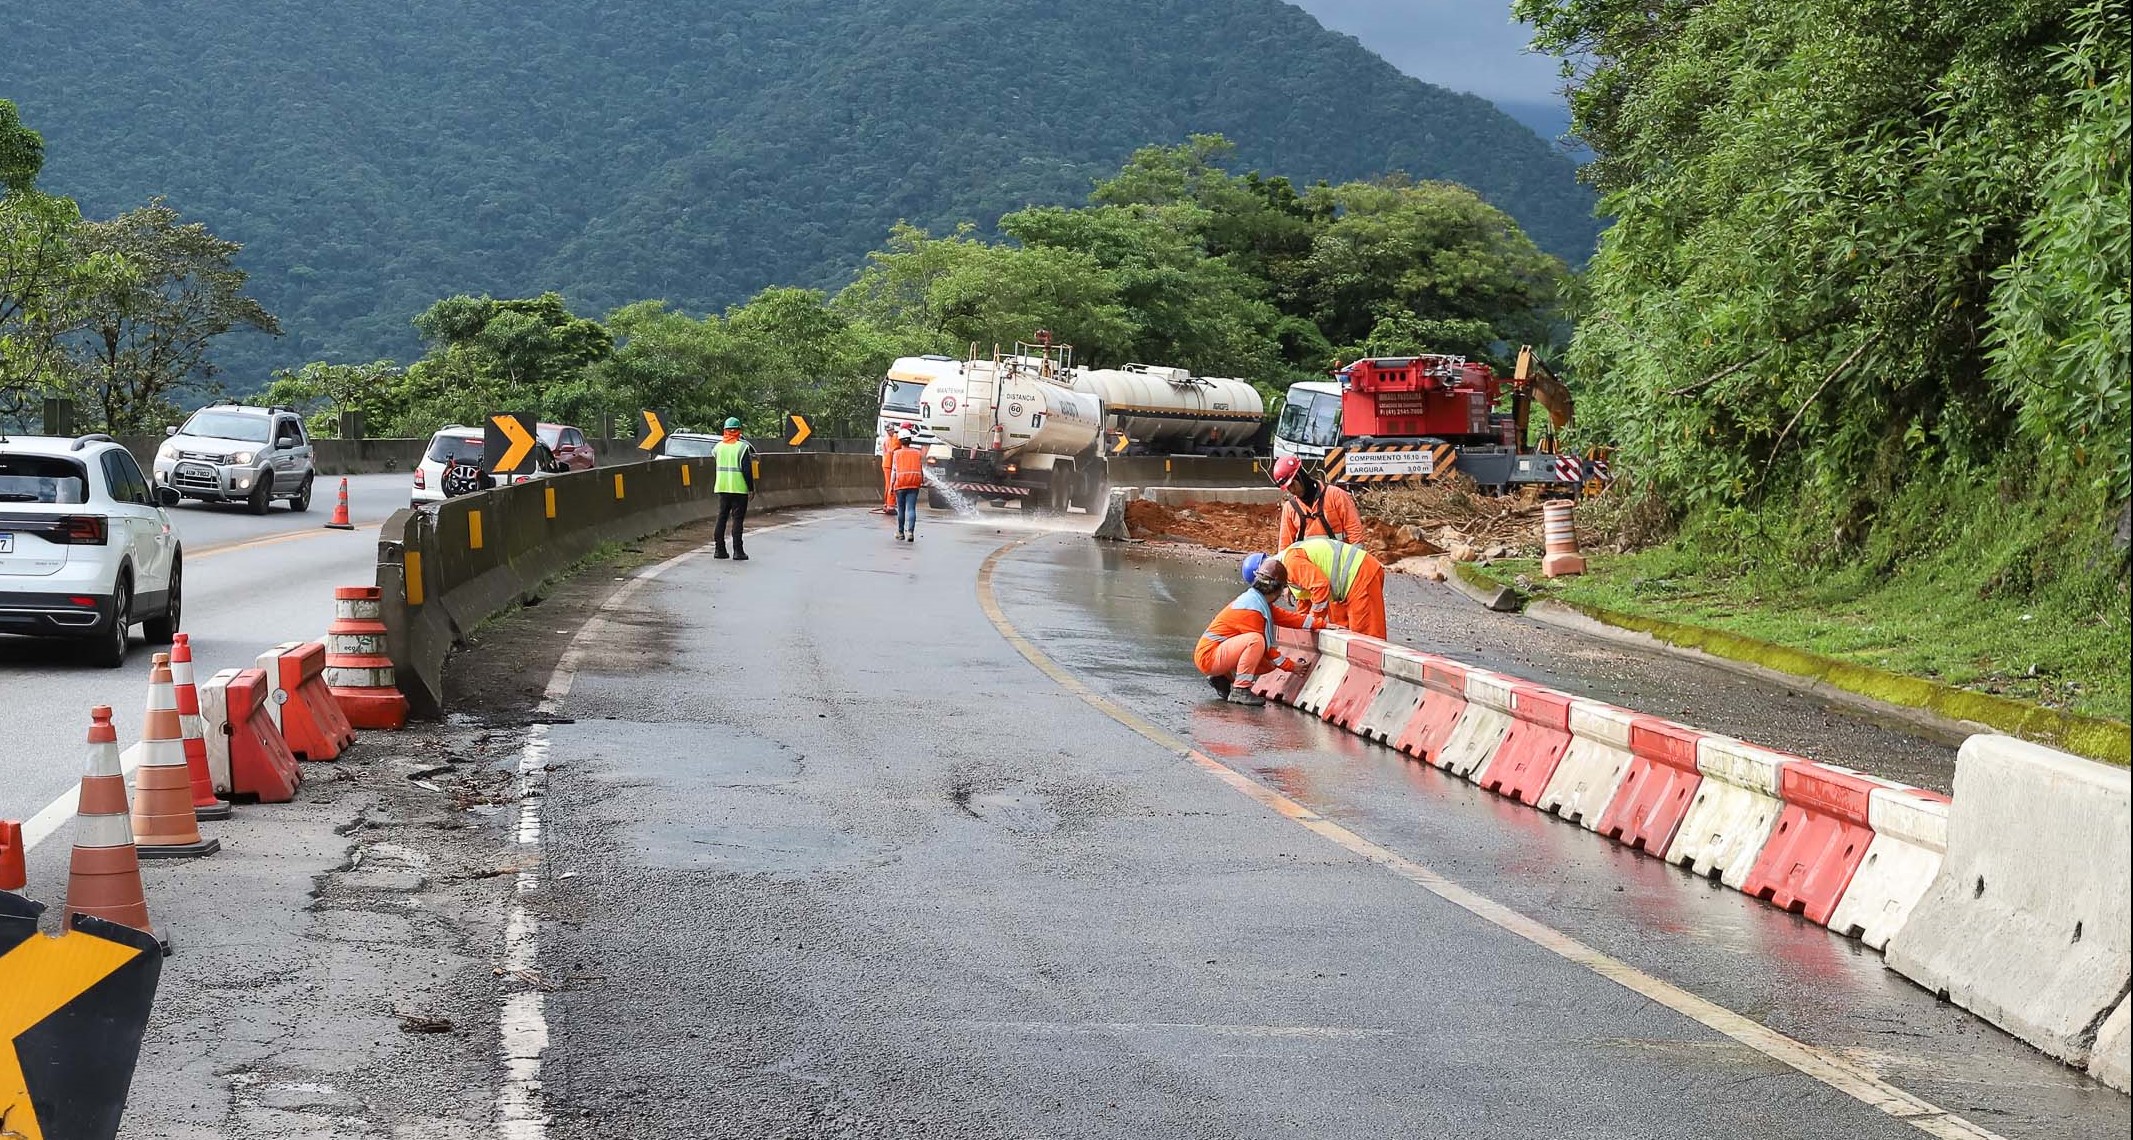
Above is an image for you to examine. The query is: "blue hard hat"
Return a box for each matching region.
[1241,552,1269,585]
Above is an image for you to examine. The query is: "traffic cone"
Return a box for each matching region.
[1,819,24,892]
[171,634,232,820]
[64,706,155,938]
[325,476,354,530]
[130,654,220,859]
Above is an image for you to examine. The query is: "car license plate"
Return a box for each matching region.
[0,533,12,554]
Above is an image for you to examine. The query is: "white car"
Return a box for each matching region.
[410,426,563,504]
[0,434,183,667]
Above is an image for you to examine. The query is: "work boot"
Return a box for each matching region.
[1206,674,1233,699]
[905,532,915,543]
[734,550,750,562]
[1226,687,1266,707]
[714,547,730,560]
[896,530,905,541]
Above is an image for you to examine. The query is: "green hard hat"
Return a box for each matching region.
[724,416,743,430]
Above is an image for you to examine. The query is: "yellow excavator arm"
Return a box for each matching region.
[1514,345,1576,431]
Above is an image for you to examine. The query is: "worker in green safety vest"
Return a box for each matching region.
[712,417,759,561]
[1274,535,1387,639]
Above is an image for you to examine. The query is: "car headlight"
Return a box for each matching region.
[156,442,177,461]
[230,451,256,465]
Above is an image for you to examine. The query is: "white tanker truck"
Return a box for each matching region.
[909,340,1270,513]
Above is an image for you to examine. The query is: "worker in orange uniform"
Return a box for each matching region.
[1271,455,1363,547]
[879,423,903,515]
[889,429,927,542]
[1274,535,1387,640]
[1197,554,1322,705]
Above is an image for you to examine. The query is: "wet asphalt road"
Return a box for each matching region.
[0,473,409,829]
[532,509,2125,1139]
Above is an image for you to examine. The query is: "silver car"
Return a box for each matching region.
[152,403,317,514]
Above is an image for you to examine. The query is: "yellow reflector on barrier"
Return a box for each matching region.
[405,551,424,606]
[613,473,626,499]
[545,485,557,519]
[682,465,691,487]
[468,510,483,550]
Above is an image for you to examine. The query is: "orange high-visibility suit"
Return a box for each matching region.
[1195,587,1316,684]
[1279,536,1387,640]
[880,431,902,512]
[1279,482,1364,548]
[889,444,926,491]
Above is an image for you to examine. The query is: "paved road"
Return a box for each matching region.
[0,473,410,829]
[515,510,2124,1139]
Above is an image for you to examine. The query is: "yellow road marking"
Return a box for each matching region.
[973,541,2004,1140]
[188,517,387,561]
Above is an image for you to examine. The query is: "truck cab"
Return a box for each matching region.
[1271,381,1344,465]
[877,355,962,454]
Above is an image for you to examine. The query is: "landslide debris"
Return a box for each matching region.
[1123,482,1563,565]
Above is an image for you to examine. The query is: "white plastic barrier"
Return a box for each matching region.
[1665,737,1787,888]
[1538,700,1638,829]
[1357,647,1428,744]
[1439,670,1515,781]
[1887,736,2132,1069]
[197,667,241,795]
[1826,786,1949,951]
[2089,995,2129,1093]
[1293,631,1350,715]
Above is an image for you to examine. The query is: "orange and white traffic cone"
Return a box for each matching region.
[65,705,156,940]
[1,818,24,892]
[130,654,220,859]
[325,476,354,530]
[171,633,232,820]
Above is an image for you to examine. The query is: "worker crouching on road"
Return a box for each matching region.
[1275,535,1387,640]
[879,423,902,515]
[1197,554,1321,706]
[1272,455,1363,547]
[713,417,759,561]
[889,429,926,542]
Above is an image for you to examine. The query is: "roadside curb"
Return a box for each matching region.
[1444,560,1522,612]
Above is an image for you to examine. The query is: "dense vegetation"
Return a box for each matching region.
[260,137,1568,440]
[3,0,1598,383]
[1516,0,2129,716]
[1,102,278,432]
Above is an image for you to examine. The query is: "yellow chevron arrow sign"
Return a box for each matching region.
[1,892,163,1140]
[636,409,669,454]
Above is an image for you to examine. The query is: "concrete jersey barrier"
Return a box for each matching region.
[378,453,880,716]
[1886,735,2132,1081]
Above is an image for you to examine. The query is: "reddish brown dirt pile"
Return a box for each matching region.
[1124,498,1446,562]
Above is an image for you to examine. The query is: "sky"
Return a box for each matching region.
[1288,1,1574,142]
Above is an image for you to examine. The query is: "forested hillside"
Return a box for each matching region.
[1,0,1597,379]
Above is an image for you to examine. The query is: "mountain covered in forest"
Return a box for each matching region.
[2,0,1598,375]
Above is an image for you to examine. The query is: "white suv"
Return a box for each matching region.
[0,434,183,667]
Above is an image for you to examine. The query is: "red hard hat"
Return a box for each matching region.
[1270,455,1302,486]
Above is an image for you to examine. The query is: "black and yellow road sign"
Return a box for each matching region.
[483,413,538,475]
[784,414,812,448]
[0,891,162,1140]
[635,409,669,455]
[1323,443,1456,486]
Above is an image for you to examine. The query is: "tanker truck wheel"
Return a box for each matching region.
[1070,462,1104,512]
[1034,462,1072,515]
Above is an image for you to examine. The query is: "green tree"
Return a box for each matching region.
[73,199,279,433]
[395,292,613,431]
[836,224,1135,362]
[261,359,409,436]
[0,99,42,196]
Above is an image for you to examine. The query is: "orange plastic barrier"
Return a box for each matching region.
[259,640,356,761]
[1480,683,1575,805]
[201,667,302,803]
[1743,762,1884,925]
[1249,626,1319,705]
[1595,716,1704,854]
[0,818,23,891]
[1392,657,1468,764]
[1321,639,1387,730]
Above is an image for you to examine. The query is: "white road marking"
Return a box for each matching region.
[975,541,2009,1140]
[493,516,817,1138]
